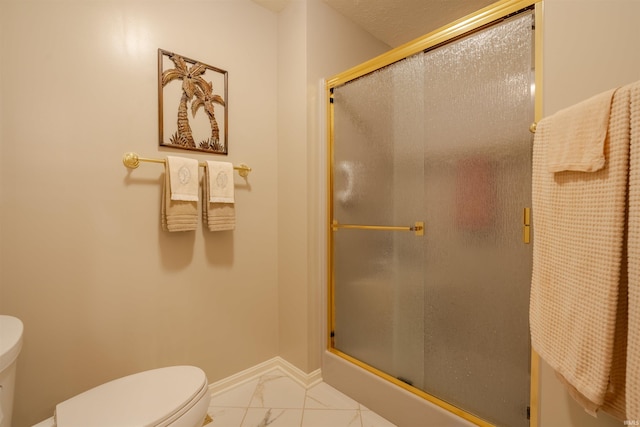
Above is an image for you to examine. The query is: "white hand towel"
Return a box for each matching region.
[206,161,235,203]
[162,166,198,232]
[203,161,235,231]
[167,156,199,201]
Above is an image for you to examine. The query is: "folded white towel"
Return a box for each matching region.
[544,88,617,173]
[167,156,199,201]
[202,162,235,231]
[162,168,198,232]
[206,161,235,203]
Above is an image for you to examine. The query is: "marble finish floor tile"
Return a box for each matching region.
[207,368,396,427]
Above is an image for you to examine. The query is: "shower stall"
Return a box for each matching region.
[327,2,539,426]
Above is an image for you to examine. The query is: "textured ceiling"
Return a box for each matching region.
[252,0,496,47]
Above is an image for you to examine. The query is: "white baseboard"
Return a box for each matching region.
[208,357,322,395]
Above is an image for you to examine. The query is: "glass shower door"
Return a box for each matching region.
[420,12,534,427]
[330,9,535,427]
[332,53,426,387]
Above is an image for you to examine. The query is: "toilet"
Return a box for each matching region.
[0,315,24,427]
[33,365,211,427]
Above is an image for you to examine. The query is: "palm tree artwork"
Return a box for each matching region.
[159,49,228,154]
[192,80,226,152]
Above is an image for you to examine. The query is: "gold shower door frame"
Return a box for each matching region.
[326,0,543,426]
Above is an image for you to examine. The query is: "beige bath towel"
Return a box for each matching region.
[625,81,640,421]
[202,161,235,231]
[545,88,617,172]
[530,83,633,417]
[161,163,198,232]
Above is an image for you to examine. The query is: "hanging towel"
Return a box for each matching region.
[206,161,235,203]
[167,156,199,201]
[545,88,617,173]
[625,81,640,421]
[202,161,235,231]
[161,161,198,232]
[530,81,640,419]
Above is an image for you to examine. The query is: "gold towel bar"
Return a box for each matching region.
[530,122,537,133]
[122,152,252,178]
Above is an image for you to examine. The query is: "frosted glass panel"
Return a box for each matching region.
[422,13,533,427]
[333,54,426,386]
[331,10,534,427]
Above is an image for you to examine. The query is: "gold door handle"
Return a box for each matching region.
[523,208,531,244]
[332,220,424,236]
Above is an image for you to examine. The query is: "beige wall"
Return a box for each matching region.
[0,2,280,426]
[276,0,389,373]
[540,0,640,426]
[0,0,387,426]
[4,0,636,426]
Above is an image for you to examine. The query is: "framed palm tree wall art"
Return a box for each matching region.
[158,48,228,155]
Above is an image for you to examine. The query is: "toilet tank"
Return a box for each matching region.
[0,315,24,427]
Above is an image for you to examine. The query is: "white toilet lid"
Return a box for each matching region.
[55,366,208,427]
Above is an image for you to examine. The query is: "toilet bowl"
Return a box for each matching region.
[33,365,211,427]
[0,315,24,427]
